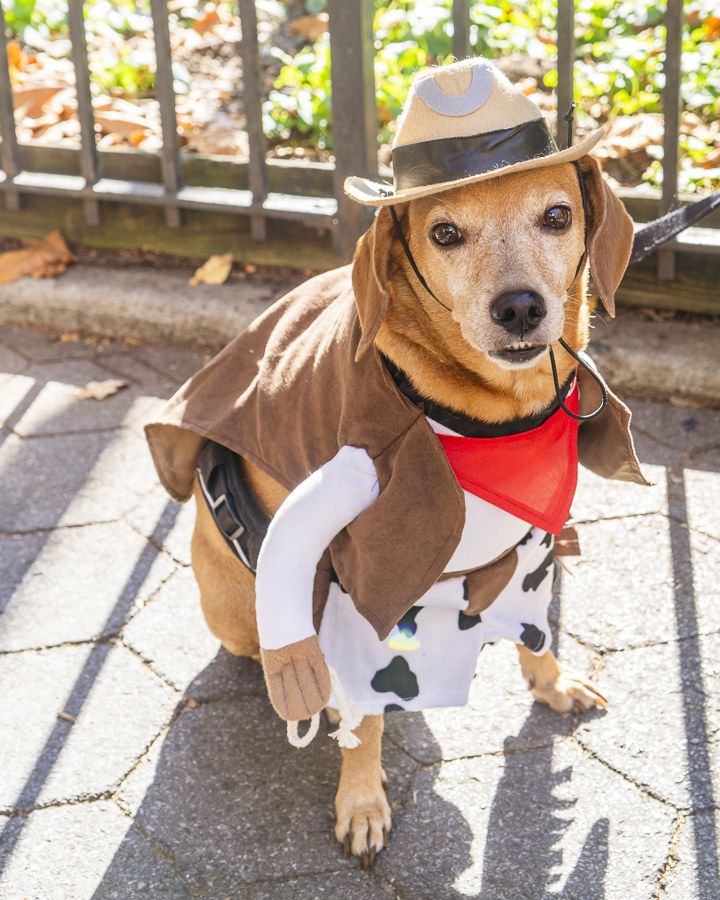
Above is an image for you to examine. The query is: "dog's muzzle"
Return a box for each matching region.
[489,290,548,364]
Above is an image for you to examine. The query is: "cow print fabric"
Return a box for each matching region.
[317,526,555,715]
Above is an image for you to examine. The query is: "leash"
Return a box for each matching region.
[629,188,720,264]
[566,100,720,265]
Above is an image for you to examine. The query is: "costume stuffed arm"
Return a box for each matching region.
[255,445,380,721]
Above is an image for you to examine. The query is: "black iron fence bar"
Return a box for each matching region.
[659,0,684,281]
[0,0,715,275]
[149,0,182,227]
[452,0,471,61]
[327,0,377,260]
[555,0,574,149]
[238,0,269,242]
[0,1,20,211]
[67,0,100,226]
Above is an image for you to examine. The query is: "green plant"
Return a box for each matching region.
[264,42,333,149]
[3,0,67,45]
[264,0,719,191]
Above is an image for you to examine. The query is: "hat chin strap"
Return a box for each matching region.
[388,205,451,312]
[387,161,607,422]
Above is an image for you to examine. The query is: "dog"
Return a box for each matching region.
[146,58,647,868]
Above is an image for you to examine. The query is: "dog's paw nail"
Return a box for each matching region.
[383,826,389,847]
[368,846,377,867]
[361,850,370,871]
[343,835,350,858]
[381,778,389,792]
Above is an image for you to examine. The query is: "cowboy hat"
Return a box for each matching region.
[344,57,605,207]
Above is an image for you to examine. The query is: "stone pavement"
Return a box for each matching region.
[0,319,719,899]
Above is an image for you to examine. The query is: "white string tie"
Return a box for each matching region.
[286,665,362,749]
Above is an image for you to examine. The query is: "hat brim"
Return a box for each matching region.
[344,127,605,207]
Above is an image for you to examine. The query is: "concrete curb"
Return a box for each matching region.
[0,263,718,408]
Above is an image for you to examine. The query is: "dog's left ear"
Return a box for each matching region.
[579,155,634,317]
[352,205,398,360]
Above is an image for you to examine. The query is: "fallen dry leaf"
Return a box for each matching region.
[193,7,221,35]
[75,379,129,400]
[290,13,329,43]
[0,230,75,286]
[189,252,233,286]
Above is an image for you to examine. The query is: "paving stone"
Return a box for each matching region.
[0,799,190,900]
[0,372,38,428]
[53,429,165,530]
[123,344,209,385]
[0,532,46,615]
[182,646,267,703]
[115,731,166,819]
[0,643,178,810]
[0,430,136,532]
[12,359,145,437]
[123,566,220,690]
[665,811,720,900]
[684,528,720,640]
[629,400,720,457]
[575,634,720,811]
[559,514,677,650]
[0,644,89,811]
[130,698,416,893]
[124,485,195,566]
[121,392,171,438]
[572,459,667,524]
[685,465,720,542]
[693,445,720,473]
[591,315,720,409]
[0,340,31,373]
[376,737,675,900]
[90,821,193,900]
[0,325,102,363]
[0,521,175,651]
[236,871,391,899]
[94,351,190,399]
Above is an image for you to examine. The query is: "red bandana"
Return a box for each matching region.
[437,379,580,535]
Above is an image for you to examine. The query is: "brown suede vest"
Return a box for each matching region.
[146,265,648,640]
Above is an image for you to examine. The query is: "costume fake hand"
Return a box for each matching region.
[260,635,331,721]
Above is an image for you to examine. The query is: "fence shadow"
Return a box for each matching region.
[0,339,181,877]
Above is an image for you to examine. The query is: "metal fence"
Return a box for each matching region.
[0,0,714,280]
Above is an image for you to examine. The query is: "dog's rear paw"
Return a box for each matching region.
[530,666,607,717]
[335,780,391,869]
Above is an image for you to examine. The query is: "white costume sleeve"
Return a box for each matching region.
[255,445,380,651]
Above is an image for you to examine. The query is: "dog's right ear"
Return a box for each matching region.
[352,205,398,360]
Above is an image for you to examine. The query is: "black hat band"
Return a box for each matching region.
[392,119,560,191]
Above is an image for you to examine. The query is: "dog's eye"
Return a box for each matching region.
[431,223,462,246]
[543,206,572,230]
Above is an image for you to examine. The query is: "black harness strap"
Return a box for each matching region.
[196,441,270,572]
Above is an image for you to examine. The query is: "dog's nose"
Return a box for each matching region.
[490,290,547,338]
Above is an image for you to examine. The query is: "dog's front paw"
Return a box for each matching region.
[530,665,607,717]
[335,776,391,869]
